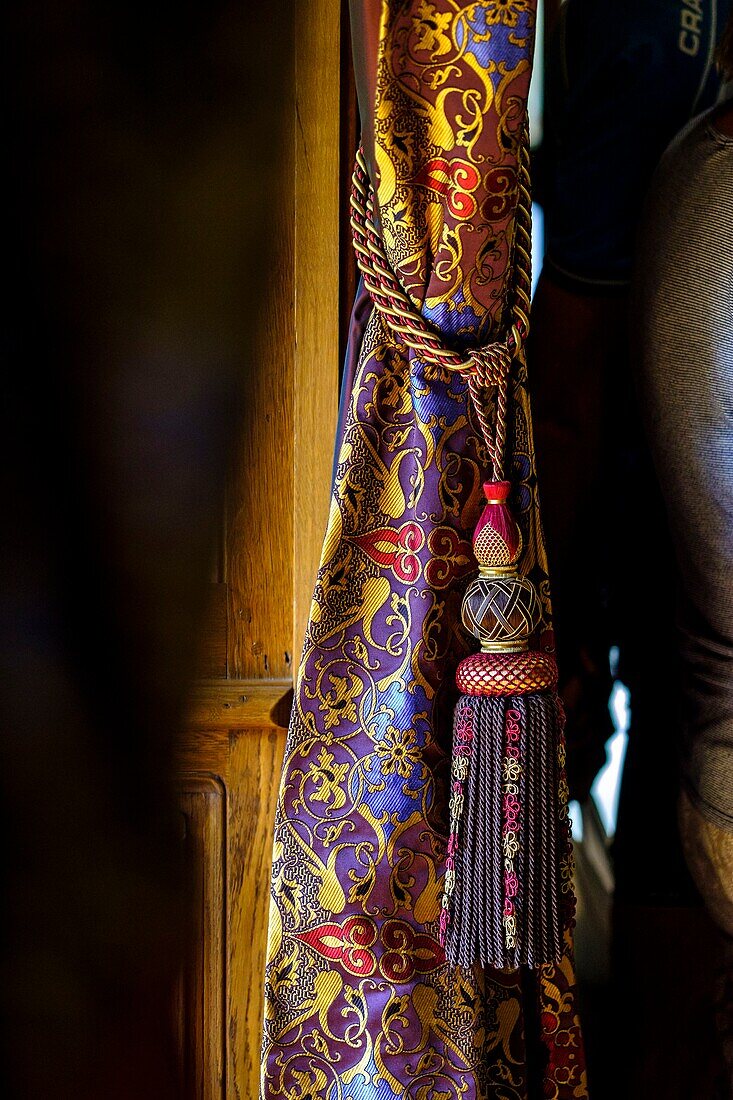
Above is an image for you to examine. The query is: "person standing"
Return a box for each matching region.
[634,21,733,1089]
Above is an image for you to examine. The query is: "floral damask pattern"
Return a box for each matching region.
[261,3,588,1098]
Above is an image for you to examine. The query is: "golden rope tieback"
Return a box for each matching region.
[349,128,532,479]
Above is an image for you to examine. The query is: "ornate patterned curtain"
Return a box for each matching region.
[262,3,588,1097]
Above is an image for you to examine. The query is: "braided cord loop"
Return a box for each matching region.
[349,128,532,479]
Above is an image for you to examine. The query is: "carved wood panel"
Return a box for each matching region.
[178,776,227,1099]
[176,700,288,1099]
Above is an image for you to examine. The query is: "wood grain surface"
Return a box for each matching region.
[186,680,293,731]
[293,0,342,663]
[225,125,296,682]
[227,728,287,1096]
[178,777,227,1099]
[175,728,286,1099]
[176,1,343,1095]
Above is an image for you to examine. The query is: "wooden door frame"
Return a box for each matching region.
[177,2,348,1096]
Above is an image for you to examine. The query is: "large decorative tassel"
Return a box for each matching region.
[439,478,575,969]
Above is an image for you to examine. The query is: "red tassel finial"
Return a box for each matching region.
[473,480,522,571]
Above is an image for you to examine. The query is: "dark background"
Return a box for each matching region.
[4,4,289,1095]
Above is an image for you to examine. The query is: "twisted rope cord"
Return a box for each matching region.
[350,126,532,479]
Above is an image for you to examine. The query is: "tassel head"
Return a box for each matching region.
[462,482,539,652]
[473,480,522,573]
[461,574,539,652]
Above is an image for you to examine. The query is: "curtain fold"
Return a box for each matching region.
[262,3,588,1096]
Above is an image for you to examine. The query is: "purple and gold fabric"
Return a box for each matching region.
[262,3,588,1097]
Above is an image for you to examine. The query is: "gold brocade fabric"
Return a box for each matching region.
[261,3,588,1097]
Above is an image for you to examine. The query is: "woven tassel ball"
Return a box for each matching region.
[440,481,575,970]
